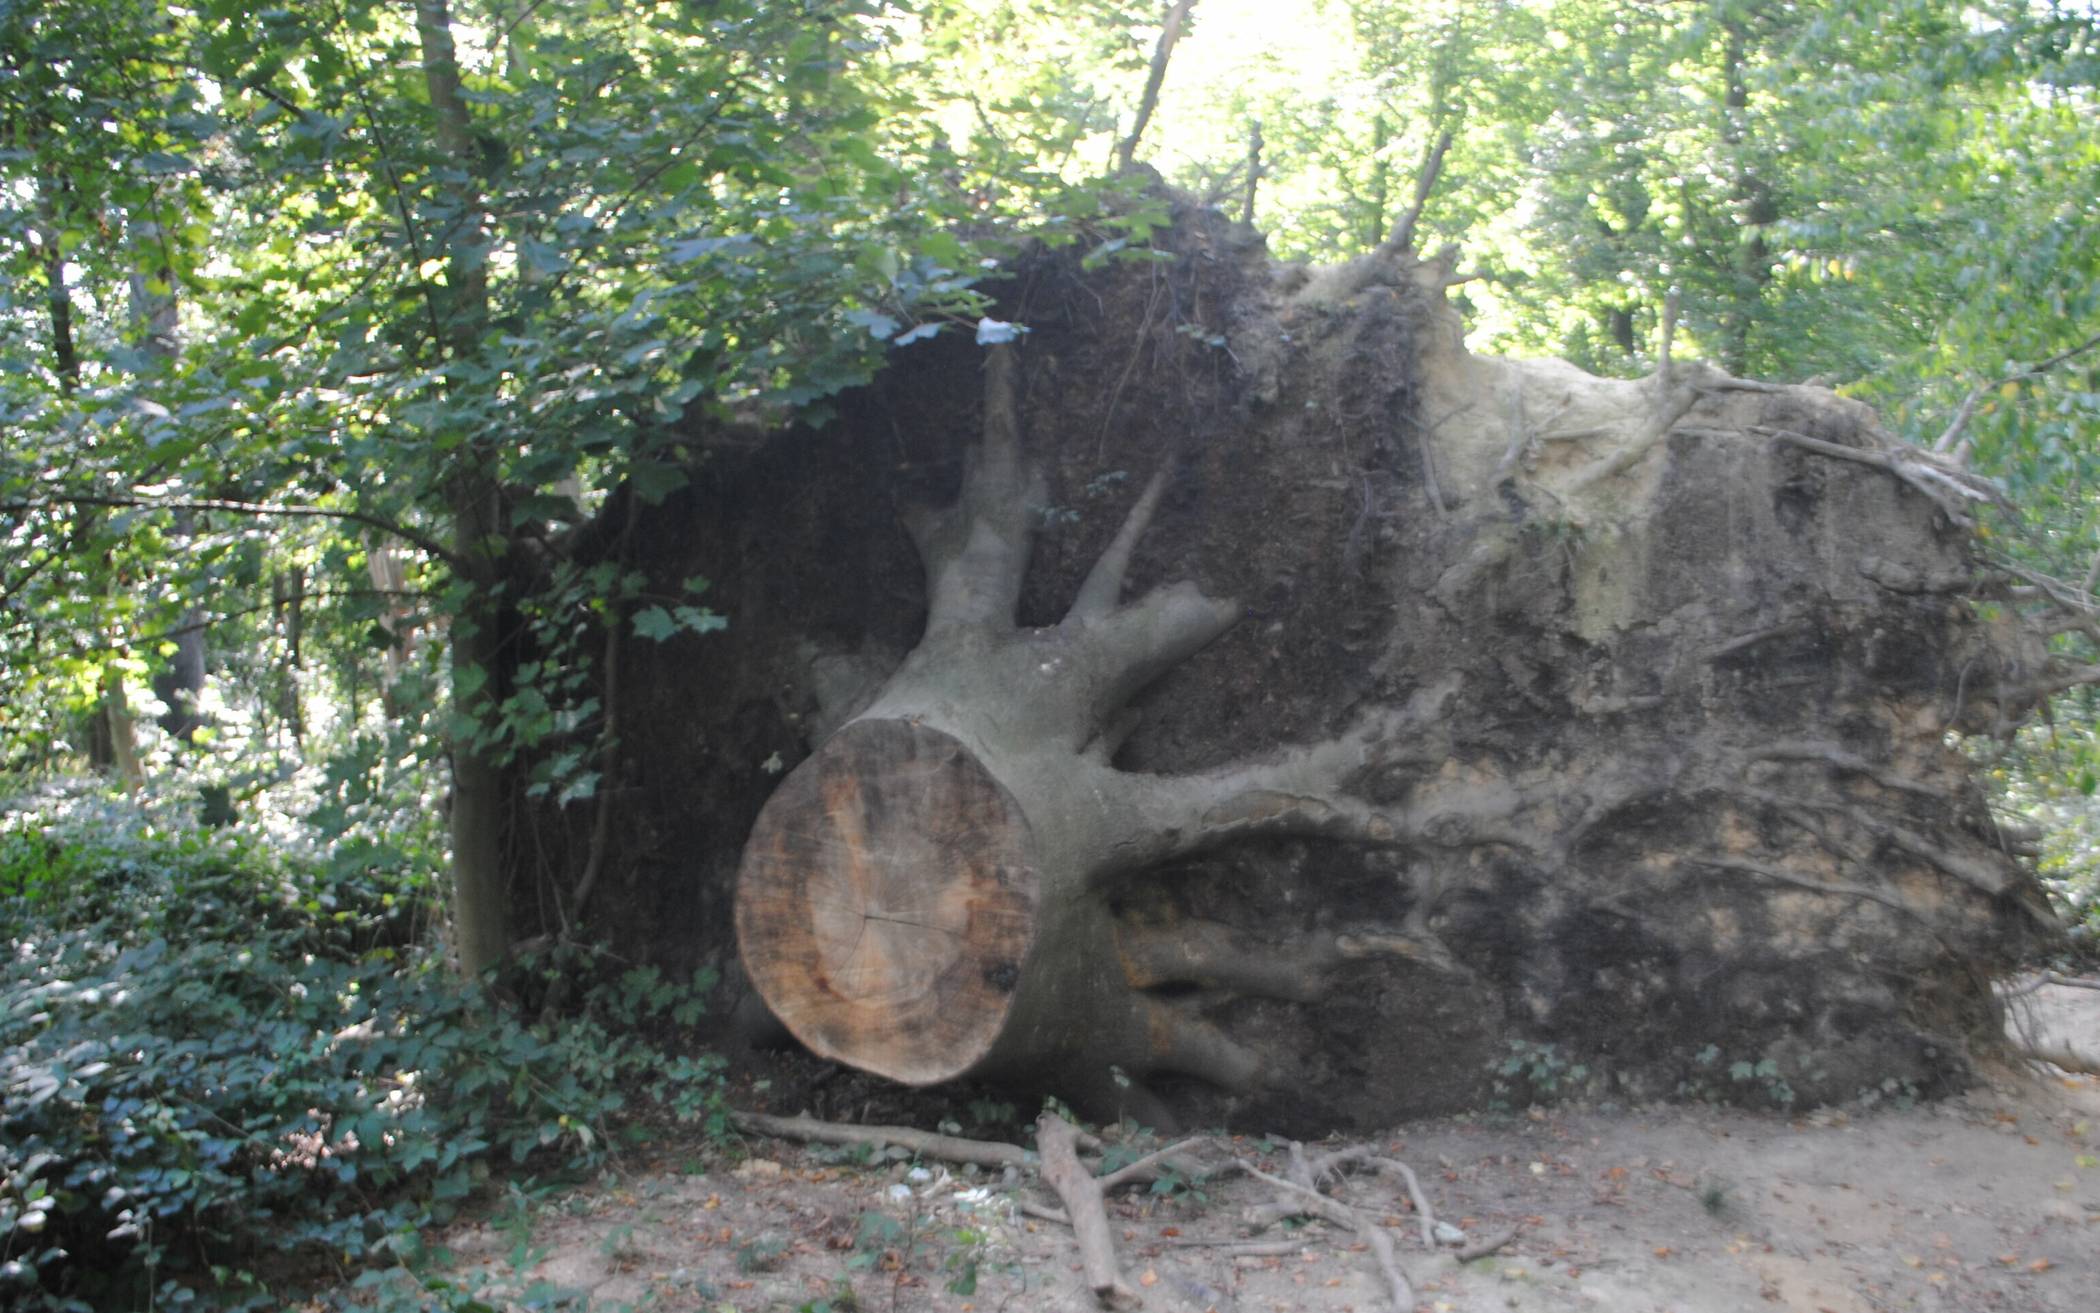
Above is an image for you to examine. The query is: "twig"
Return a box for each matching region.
[1241,119,1263,225]
[1166,1237,1303,1256]
[1657,286,1681,393]
[727,1110,1034,1170]
[1038,1113,1139,1308]
[1115,0,1198,172]
[1095,1135,1214,1192]
[1296,1146,1439,1249]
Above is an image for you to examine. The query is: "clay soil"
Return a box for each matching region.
[378,983,2099,1313]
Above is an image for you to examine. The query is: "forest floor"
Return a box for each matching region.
[383,982,2100,1313]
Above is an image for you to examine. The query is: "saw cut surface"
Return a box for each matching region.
[736,718,1040,1083]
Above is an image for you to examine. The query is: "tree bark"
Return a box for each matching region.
[123,204,211,746]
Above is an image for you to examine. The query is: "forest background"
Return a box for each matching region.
[3,1,2099,1309]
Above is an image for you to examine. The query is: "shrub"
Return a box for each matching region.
[1,801,724,1311]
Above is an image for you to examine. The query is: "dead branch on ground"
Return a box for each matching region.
[727,1110,1034,1170]
[1037,1112,1141,1307]
[1234,1152,1416,1313]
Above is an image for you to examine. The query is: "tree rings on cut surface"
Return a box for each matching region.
[736,719,1039,1084]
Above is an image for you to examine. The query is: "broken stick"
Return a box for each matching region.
[1038,1112,1141,1308]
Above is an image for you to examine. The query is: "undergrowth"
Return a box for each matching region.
[0,792,727,1311]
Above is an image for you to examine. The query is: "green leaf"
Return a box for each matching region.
[844,308,901,340]
[629,462,690,506]
[632,607,677,642]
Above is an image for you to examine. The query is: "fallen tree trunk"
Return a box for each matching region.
[736,345,1435,1117]
[613,187,2066,1130]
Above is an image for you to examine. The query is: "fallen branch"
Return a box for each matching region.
[1237,1157,1414,1313]
[727,1110,1033,1170]
[1169,1237,1303,1257]
[1038,1113,1140,1308]
[1298,1146,1439,1248]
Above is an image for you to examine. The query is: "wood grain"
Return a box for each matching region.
[736,718,1039,1083]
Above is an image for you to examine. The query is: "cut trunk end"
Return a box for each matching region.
[735,718,1040,1084]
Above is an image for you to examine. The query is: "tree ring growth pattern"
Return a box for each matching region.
[736,717,1039,1085]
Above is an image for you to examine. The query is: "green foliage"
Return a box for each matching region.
[1490,1039,1590,1108]
[1676,1044,1798,1109]
[0,802,725,1311]
[1990,714,2100,940]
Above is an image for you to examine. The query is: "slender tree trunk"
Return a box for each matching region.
[35,169,139,783]
[119,208,211,745]
[101,665,144,792]
[417,0,511,978]
[1240,119,1263,226]
[1364,113,1391,251]
[273,566,306,745]
[39,230,79,394]
[1115,0,1198,172]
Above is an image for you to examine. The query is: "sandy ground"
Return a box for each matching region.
[388,982,2100,1313]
